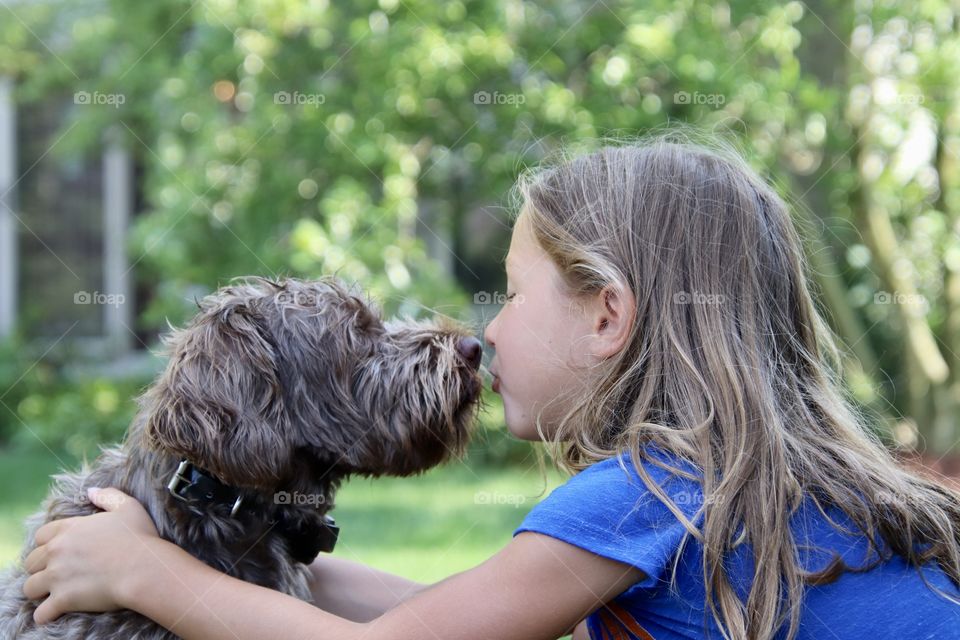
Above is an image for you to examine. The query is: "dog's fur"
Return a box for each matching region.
[0,276,482,639]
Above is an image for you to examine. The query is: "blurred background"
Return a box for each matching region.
[1,0,959,592]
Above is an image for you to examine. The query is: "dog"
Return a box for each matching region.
[0,276,484,639]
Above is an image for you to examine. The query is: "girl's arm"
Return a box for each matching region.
[309,555,593,635]
[123,530,637,640]
[24,488,641,640]
[572,620,591,639]
[307,555,427,622]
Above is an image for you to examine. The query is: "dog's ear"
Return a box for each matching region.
[144,301,289,488]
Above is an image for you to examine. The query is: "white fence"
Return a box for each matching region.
[0,75,134,353]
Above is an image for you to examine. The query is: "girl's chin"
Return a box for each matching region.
[502,397,549,441]
[504,411,541,441]
[506,423,540,441]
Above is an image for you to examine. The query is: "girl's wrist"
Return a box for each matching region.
[116,536,184,611]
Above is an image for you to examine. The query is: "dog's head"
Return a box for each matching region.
[141,276,483,489]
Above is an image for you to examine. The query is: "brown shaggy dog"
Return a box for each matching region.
[0,276,483,639]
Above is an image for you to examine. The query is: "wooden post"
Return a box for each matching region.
[102,128,132,352]
[0,76,16,339]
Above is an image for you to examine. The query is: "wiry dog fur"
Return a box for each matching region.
[0,276,483,639]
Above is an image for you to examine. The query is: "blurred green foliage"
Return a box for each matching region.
[2,0,960,458]
[0,336,153,455]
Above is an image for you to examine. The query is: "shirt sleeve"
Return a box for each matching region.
[513,448,704,590]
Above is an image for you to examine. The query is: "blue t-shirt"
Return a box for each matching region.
[513,446,960,639]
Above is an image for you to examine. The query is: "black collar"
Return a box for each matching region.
[166,459,339,564]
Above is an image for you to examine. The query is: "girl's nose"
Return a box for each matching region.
[483,314,498,349]
[456,336,483,370]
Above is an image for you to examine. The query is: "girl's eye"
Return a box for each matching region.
[506,293,517,302]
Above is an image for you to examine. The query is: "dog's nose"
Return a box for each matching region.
[456,336,483,370]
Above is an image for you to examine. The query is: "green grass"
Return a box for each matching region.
[0,446,82,564]
[0,447,565,584]
[331,460,564,582]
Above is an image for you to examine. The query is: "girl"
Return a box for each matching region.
[22,133,960,639]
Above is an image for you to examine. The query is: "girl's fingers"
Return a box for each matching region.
[33,520,64,547]
[23,543,48,574]
[33,592,62,626]
[86,487,131,512]
[22,568,51,601]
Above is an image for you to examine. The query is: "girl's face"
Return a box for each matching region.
[483,213,595,441]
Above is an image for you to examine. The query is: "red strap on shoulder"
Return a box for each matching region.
[595,602,656,640]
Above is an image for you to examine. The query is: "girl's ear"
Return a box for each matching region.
[589,283,636,360]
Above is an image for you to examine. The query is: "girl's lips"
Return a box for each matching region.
[492,375,501,393]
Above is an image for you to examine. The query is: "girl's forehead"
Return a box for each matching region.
[508,212,535,255]
[504,237,526,271]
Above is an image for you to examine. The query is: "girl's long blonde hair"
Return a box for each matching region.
[516,130,960,640]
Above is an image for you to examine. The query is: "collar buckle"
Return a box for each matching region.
[166,459,195,501]
[166,459,245,517]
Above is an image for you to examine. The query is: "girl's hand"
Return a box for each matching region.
[22,487,161,625]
